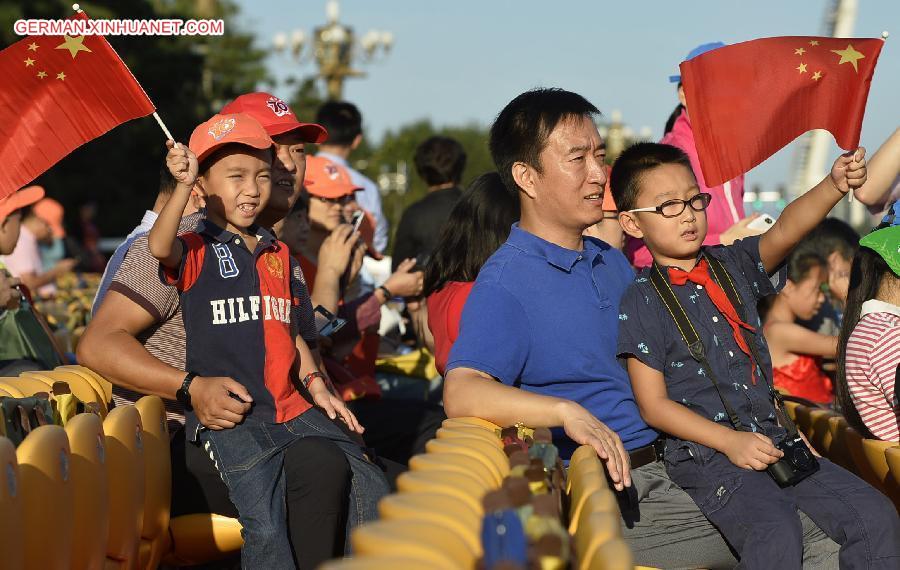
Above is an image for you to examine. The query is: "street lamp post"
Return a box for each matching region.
[273,0,393,100]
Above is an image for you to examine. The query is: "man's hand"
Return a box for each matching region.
[383,258,424,299]
[721,431,783,470]
[0,271,21,309]
[720,214,764,246]
[309,379,364,434]
[830,147,867,194]
[557,400,632,491]
[52,258,78,278]
[189,376,253,430]
[318,224,359,279]
[165,140,199,188]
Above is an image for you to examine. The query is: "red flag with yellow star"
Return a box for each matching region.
[680,36,883,187]
[0,12,155,199]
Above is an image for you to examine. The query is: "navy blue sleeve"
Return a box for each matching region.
[616,280,667,373]
[717,235,786,301]
[445,281,530,385]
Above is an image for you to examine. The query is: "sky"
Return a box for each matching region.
[235,0,899,193]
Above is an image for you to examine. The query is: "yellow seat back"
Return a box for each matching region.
[409,452,499,488]
[103,405,145,567]
[4,376,51,398]
[810,409,839,455]
[164,514,244,566]
[586,537,634,570]
[65,412,109,570]
[573,488,620,540]
[321,555,454,569]
[396,470,487,514]
[135,396,172,570]
[56,365,113,403]
[0,381,26,398]
[568,460,609,534]
[574,511,620,570]
[827,416,853,470]
[442,416,500,431]
[351,519,474,570]
[378,491,483,555]
[886,446,900,510]
[435,426,503,447]
[0,437,24,570]
[26,370,106,416]
[425,437,509,483]
[17,425,73,570]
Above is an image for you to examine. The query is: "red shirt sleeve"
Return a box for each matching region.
[160,233,206,292]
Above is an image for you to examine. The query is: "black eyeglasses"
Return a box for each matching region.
[627,193,712,218]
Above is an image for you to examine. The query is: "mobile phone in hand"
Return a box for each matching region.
[315,305,347,337]
[350,210,365,233]
[747,214,776,232]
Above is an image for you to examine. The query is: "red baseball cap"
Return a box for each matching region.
[0,185,45,222]
[221,92,328,143]
[305,156,362,199]
[189,113,276,166]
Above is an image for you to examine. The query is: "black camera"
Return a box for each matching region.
[767,435,820,487]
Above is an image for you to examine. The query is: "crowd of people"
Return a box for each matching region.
[0,40,899,569]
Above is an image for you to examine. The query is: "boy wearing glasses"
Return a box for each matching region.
[612,142,899,568]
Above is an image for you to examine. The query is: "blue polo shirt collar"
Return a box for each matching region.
[198,220,278,250]
[506,223,594,272]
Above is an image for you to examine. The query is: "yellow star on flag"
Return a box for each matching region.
[55,35,91,59]
[831,43,865,72]
[796,63,807,73]
[56,71,66,81]
[36,71,47,79]
[809,40,819,46]
[24,57,35,67]
[795,48,806,55]
[812,71,822,81]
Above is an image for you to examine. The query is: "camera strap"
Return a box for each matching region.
[647,255,800,437]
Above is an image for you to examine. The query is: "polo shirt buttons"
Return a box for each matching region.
[712,316,719,323]
[729,351,735,357]
[235,238,242,245]
[696,284,704,290]
[577,255,583,261]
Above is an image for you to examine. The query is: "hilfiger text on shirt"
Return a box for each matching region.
[209,295,291,325]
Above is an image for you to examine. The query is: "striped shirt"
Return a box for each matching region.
[845,299,900,440]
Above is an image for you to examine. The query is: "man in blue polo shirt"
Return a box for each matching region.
[444,88,839,568]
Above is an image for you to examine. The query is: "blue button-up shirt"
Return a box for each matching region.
[616,236,788,457]
[447,224,658,458]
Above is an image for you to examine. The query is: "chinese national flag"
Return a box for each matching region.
[0,12,155,199]
[681,36,883,187]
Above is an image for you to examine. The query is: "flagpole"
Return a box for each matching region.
[152,112,180,148]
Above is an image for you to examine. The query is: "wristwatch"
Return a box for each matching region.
[301,371,327,390]
[176,372,197,410]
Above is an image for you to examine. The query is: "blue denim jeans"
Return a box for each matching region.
[200,408,390,569]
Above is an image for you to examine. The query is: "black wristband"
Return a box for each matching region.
[378,284,393,300]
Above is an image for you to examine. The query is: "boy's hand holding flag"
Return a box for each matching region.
[680,35,884,187]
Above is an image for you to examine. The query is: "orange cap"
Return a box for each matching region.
[32,197,65,238]
[0,186,45,222]
[189,113,276,166]
[221,92,328,143]
[305,156,362,199]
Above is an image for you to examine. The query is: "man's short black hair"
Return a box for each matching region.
[794,218,860,262]
[413,136,467,186]
[610,142,695,212]
[314,101,362,147]
[489,88,600,197]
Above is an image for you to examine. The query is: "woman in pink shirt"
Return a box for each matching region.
[626,42,763,268]
[424,172,519,375]
[837,214,900,440]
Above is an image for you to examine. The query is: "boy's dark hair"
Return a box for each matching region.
[489,88,600,198]
[423,172,519,296]
[610,142,695,212]
[159,164,178,197]
[314,101,362,146]
[413,136,467,187]
[786,251,827,283]
[793,218,860,262]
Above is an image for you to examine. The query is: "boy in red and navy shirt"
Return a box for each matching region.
[149,112,386,567]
